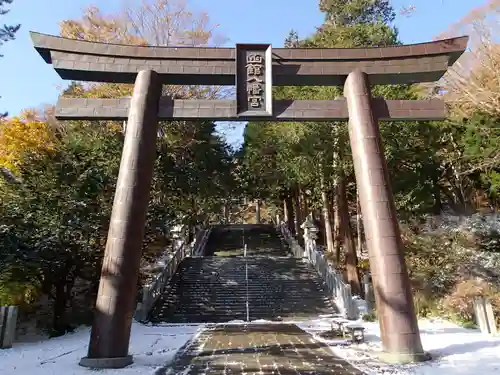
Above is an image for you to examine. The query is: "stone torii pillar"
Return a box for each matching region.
[344,70,425,363]
[79,70,162,369]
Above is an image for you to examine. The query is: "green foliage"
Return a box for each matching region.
[232,1,500,331]
[239,0,410,213]
[305,22,398,48]
[362,311,377,322]
[401,224,500,326]
[476,230,500,253]
[0,109,235,333]
[241,0,500,217]
[459,113,500,194]
[403,226,470,296]
[0,124,121,333]
[0,125,121,269]
[0,269,41,306]
[319,0,395,25]
[458,320,478,329]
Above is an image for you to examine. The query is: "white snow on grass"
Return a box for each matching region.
[298,315,500,375]
[0,322,204,375]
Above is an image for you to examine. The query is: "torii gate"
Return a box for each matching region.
[30,32,468,368]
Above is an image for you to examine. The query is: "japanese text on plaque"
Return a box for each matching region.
[246,53,265,109]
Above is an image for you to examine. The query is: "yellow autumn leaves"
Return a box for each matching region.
[0,117,56,173]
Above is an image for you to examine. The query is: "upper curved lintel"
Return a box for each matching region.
[30,31,468,64]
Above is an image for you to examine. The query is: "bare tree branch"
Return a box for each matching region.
[59,0,230,100]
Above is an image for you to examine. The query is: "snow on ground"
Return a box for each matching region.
[0,322,204,375]
[298,315,500,375]
[2,316,500,374]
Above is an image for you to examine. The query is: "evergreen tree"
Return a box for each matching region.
[309,0,401,293]
[0,0,19,52]
[243,0,447,297]
[284,30,300,48]
[310,0,398,48]
[319,0,395,25]
[1,0,20,117]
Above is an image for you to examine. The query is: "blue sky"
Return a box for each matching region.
[0,0,483,144]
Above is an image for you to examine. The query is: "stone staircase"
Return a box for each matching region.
[149,225,336,324]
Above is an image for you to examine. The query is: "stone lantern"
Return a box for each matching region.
[301,213,318,258]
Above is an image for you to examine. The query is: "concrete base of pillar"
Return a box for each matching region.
[79,355,133,369]
[378,350,431,364]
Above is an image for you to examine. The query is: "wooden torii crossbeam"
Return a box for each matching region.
[31,32,466,86]
[30,31,468,369]
[55,97,446,122]
[31,32,468,123]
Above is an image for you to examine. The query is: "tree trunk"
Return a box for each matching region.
[293,187,302,242]
[319,211,327,247]
[285,195,295,234]
[338,171,362,297]
[356,188,363,256]
[332,190,341,264]
[188,224,194,243]
[52,281,69,337]
[301,189,309,217]
[283,198,289,224]
[331,121,341,265]
[321,171,335,253]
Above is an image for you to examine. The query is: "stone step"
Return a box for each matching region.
[161,285,329,290]
[148,226,336,324]
[167,294,326,301]
[159,300,333,307]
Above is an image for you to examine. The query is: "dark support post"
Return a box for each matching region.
[255,200,261,223]
[80,70,162,369]
[344,70,425,363]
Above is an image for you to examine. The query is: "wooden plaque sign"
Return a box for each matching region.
[235,43,273,117]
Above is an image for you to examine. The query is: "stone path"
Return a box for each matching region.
[163,323,364,374]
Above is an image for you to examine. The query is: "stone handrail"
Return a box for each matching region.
[277,221,305,258]
[277,221,357,319]
[191,226,212,257]
[304,243,357,320]
[135,226,212,321]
